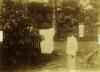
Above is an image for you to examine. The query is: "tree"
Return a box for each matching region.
[54,0,98,41]
[54,0,80,41]
[27,2,53,29]
[84,8,98,37]
[0,1,42,64]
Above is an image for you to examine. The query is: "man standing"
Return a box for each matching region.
[66,31,78,72]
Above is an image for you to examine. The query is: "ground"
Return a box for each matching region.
[0,41,100,72]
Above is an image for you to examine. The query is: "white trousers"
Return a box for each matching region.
[67,55,76,72]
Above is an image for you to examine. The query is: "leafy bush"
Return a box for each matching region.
[55,0,98,41]
[0,2,41,62]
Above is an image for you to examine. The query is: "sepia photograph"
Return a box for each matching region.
[0,0,100,72]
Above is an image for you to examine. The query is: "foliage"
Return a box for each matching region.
[55,0,80,40]
[55,0,98,40]
[0,2,41,61]
[83,8,98,36]
[27,2,53,29]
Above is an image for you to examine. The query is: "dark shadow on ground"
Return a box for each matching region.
[0,50,57,72]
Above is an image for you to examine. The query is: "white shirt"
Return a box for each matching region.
[66,35,78,56]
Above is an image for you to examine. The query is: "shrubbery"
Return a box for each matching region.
[55,0,98,41]
[0,1,41,63]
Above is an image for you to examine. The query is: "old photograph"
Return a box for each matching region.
[0,0,100,72]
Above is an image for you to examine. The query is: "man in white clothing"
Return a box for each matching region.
[66,31,78,72]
